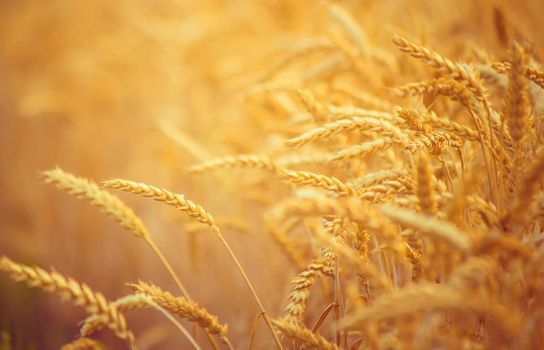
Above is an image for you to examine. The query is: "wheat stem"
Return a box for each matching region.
[211,226,285,350]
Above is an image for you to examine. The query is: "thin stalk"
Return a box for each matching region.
[212,226,285,350]
[248,312,265,350]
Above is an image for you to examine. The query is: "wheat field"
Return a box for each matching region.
[1,0,544,349]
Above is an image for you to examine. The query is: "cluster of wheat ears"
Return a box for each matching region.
[2,2,544,350]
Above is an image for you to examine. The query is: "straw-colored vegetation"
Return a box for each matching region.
[1,0,544,349]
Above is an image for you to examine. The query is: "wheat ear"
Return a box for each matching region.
[283,259,333,325]
[295,89,330,123]
[311,219,393,290]
[330,138,403,161]
[503,42,530,162]
[358,181,410,203]
[393,77,463,98]
[392,34,485,102]
[380,205,471,253]
[277,169,355,196]
[188,155,278,173]
[103,179,215,227]
[503,151,544,227]
[415,151,437,216]
[392,34,502,181]
[425,111,480,141]
[492,61,544,90]
[0,256,135,349]
[83,293,204,350]
[348,168,407,189]
[43,167,149,240]
[60,338,101,350]
[80,294,148,337]
[285,117,405,148]
[340,283,518,337]
[272,318,340,350]
[129,281,228,343]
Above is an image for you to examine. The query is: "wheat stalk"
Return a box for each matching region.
[104,178,285,349]
[43,168,191,299]
[0,256,135,349]
[83,293,204,350]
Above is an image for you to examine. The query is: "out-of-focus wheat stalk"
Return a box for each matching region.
[3,1,544,349]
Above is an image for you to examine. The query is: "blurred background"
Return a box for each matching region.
[0,0,543,348]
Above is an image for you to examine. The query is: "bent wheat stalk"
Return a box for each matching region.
[84,294,203,350]
[42,168,191,299]
[103,178,285,350]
